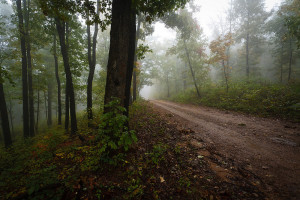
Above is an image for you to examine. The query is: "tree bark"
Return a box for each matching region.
[0,77,12,148]
[104,0,136,117]
[133,14,141,102]
[23,0,35,137]
[44,90,47,121]
[36,83,39,133]
[280,41,283,83]
[55,19,77,134]
[222,59,229,93]
[184,40,200,97]
[53,34,61,125]
[65,84,69,131]
[47,80,52,127]
[124,7,136,117]
[16,0,29,138]
[87,0,100,120]
[8,96,14,136]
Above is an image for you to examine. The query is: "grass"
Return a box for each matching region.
[168,81,300,121]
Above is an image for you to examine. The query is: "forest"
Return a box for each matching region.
[0,0,299,199]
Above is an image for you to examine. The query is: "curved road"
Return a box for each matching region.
[151,100,300,200]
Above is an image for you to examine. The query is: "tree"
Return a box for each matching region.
[16,0,30,138]
[0,72,12,148]
[282,0,300,48]
[209,33,233,92]
[132,14,154,102]
[86,0,100,121]
[0,7,13,147]
[104,0,188,116]
[164,9,207,97]
[53,33,61,124]
[23,0,35,137]
[55,18,77,134]
[266,2,299,82]
[233,0,270,78]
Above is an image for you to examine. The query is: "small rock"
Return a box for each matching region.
[253,193,259,197]
[262,166,269,170]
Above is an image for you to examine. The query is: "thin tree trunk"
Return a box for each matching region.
[246,11,250,78]
[8,96,14,135]
[288,38,293,82]
[280,41,283,83]
[53,34,61,125]
[36,85,39,133]
[87,0,100,120]
[55,19,77,134]
[44,90,47,121]
[184,40,200,97]
[226,0,232,70]
[104,0,136,117]
[47,81,52,127]
[16,0,29,138]
[183,63,187,90]
[0,75,12,148]
[222,59,229,92]
[166,74,170,98]
[133,14,141,102]
[65,85,69,131]
[23,0,34,137]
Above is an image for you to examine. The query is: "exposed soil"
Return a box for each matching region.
[150,100,300,200]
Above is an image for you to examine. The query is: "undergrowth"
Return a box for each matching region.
[0,99,137,199]
[169,81,300,121]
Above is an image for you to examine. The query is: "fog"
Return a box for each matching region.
[139,0,300,100]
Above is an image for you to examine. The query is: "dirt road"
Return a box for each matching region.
[151,100,300,200]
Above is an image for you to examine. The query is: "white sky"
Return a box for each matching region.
[152,0,283,42]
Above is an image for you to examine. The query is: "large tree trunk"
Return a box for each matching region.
[0,78,12,148]
[87,0,100,120]
[184,40,200,97]
[53,34,61,125]
[124,8,136,117]
[23,0,35,137]
[55,19,77,134]
[16,0,29,138]
[132,15,141,102]
[104,0,136,117]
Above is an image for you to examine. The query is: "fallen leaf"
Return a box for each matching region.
[160,176,165,183]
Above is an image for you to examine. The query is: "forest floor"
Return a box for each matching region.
[2,100,299,200]
[150,100,300,200]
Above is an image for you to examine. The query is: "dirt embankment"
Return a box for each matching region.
[151,100,300,200]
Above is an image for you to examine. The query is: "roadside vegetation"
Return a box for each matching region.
[168,81,300,121]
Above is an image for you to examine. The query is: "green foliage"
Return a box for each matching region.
[136,44,152,60]
[170,81,300,121]
[97,98,137,164]
[146,143,168,166]
[0,129,68,199]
